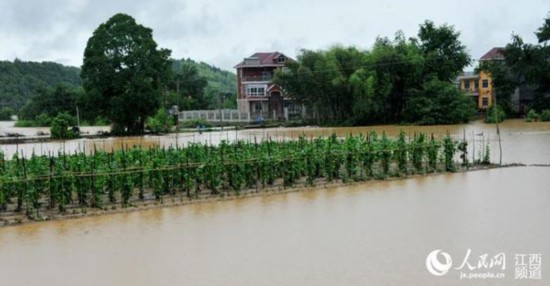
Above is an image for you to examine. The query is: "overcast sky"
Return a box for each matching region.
[0,0,548,71]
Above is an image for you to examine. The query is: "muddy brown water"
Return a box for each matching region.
[2,119,550,164]
[0,120,549,285]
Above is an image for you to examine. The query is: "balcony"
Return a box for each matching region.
[461,88,479,96]
[241,74,273,82]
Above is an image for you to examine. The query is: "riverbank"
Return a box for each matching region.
[0,163,524,227]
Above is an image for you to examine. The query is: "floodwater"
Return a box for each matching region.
[0,120,549,285]
[2,119,550,164]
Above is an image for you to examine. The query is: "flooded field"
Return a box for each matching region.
[0,120,549,285]
[2,119,550,164]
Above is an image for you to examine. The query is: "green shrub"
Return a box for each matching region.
[146,108,174,134]
[93,116,110,126]
[525,109,540,122]
[540,110,550,122]
[50,113,77,139]
[14,120,35,127]
[14,113,55,127]
[35,113,53,127]
[485,104,505,123]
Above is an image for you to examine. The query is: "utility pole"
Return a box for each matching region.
[218,92,225,130]
[492,81,503,165]
[164,84,168,132]
[76,105,80,128]
[176,78,180,108]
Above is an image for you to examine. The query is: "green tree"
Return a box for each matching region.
[81,13,171,135]
[19,85,81,121]
[167,63,208,110]
[404,79,475,125]
[417,20,471,82]
[535,14,550,43]
[170,58,237,109]
[0,107,13,120]
[500,14,550,112]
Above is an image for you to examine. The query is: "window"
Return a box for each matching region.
[464,81,470,90]
[474,80,479,90]
[277,56,285,63]
[254,102,263,111]
[482,97,488,107]
[482,79,489,88]
[245,85,266,97]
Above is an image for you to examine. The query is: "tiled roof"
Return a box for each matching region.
[234,52,291,68]
[480,47,505,61]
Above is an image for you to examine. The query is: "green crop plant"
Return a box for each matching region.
[443,134,456,172]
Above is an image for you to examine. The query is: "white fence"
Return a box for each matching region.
[179,110,251,123]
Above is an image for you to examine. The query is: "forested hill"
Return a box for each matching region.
[0,59,82,110]
[0,58,236,112]
[172,58,236,94]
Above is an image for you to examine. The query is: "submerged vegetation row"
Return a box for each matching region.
[0,131,489,221]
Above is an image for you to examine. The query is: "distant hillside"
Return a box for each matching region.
[172,58,236,93]
[0,58,237,112]
[0,59,82,111]
[172,58,237,109]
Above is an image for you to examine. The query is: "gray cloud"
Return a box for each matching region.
[0,0,548,71]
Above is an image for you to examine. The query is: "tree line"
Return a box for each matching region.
[7,12,549,134]
[14,58,236,129]
[274,21,475,125]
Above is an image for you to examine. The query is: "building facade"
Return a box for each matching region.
[234,52,301,121]
[457,47,504,110]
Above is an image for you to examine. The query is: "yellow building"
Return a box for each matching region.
[456,47,504,110]
[477,70,493,109]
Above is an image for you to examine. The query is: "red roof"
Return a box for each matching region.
[480,47,505,61]
[234,52,292,68]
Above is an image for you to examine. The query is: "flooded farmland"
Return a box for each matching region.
[0,120,549,285]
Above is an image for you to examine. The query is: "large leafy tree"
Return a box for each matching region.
[509,14,550,111]
[417,20,471,82]
[485,13,550,113]
[81,13,171,134]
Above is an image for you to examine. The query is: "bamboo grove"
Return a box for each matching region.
[0,131,487,219]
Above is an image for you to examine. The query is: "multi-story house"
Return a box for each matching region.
[234,52,301,121]
[457,71,480,107]
[457,47,504,110]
